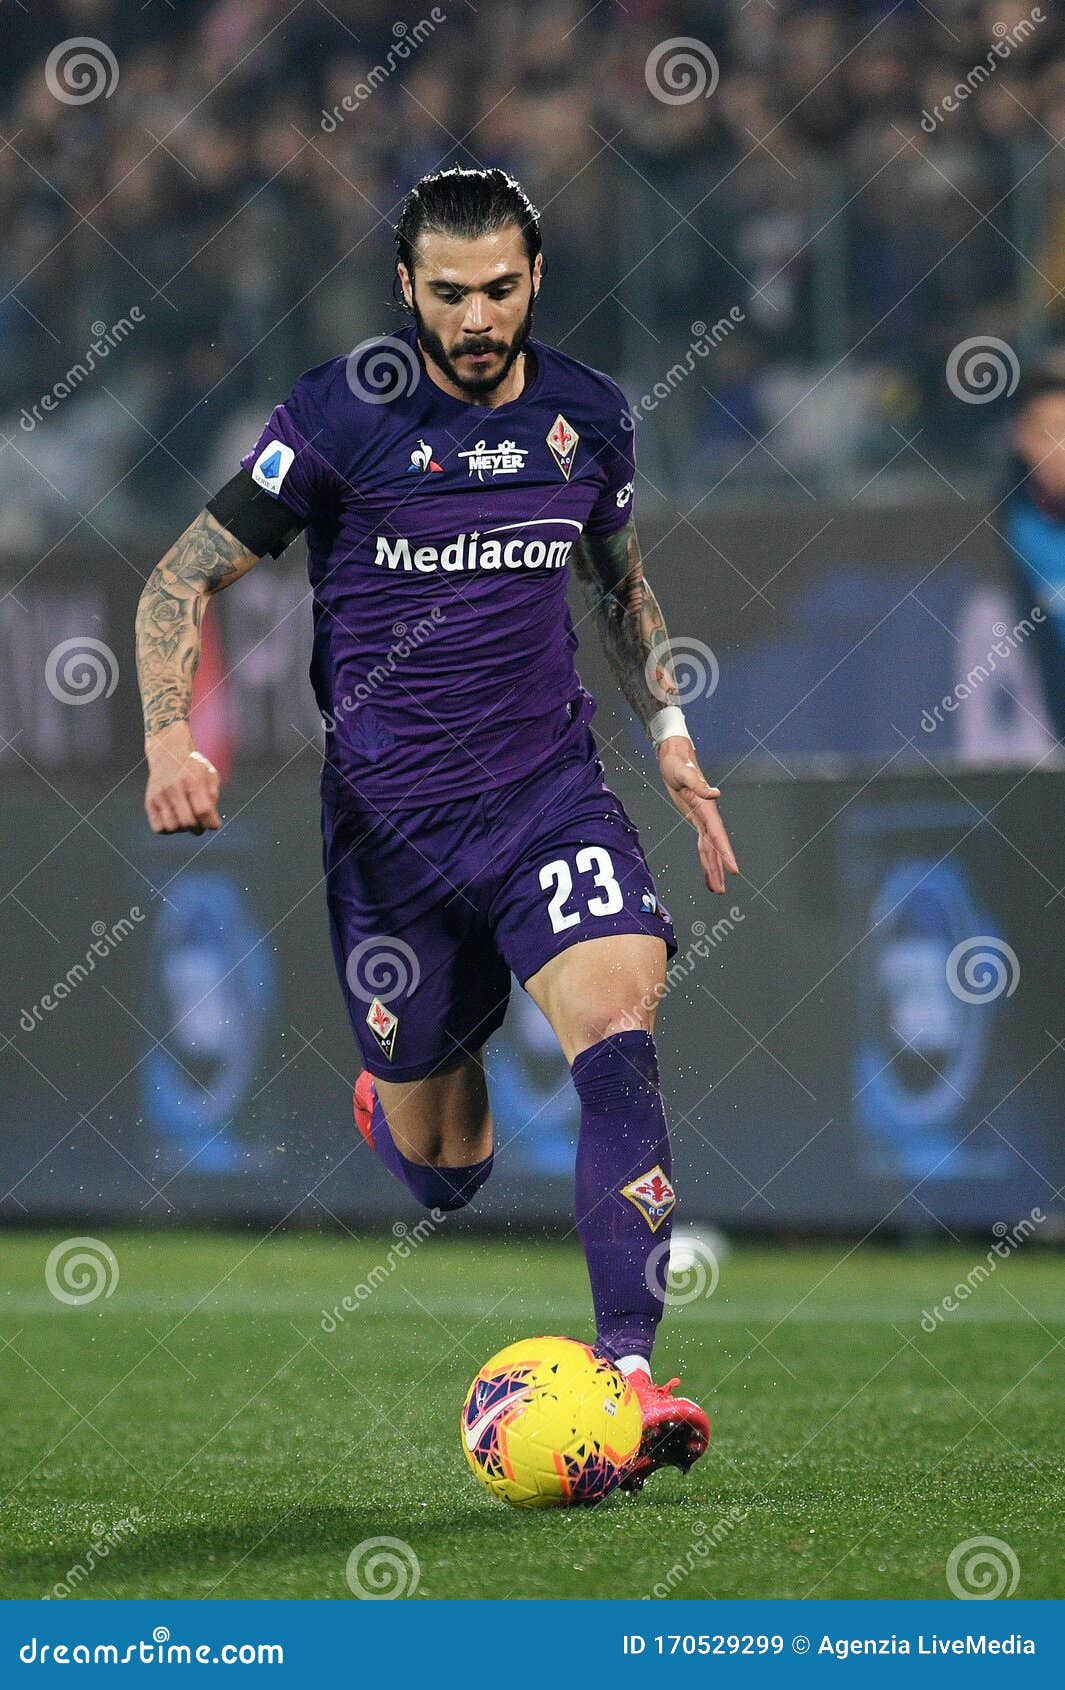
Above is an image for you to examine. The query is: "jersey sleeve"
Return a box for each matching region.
[239,375,340,526]
[582,388,637,538]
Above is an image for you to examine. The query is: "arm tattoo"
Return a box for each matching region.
[571,518,678,733]
[135,509,258,738]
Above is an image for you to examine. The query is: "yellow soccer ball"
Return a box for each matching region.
[460,1335,642,1508]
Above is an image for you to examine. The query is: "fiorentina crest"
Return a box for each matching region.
[546,413,579,480]
[620,1165,676,1231]
[365,996,398,1060]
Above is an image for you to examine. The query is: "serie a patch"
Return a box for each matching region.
[365,997,399,1061]
[251,438,295,495]
[620,1165,676,1231]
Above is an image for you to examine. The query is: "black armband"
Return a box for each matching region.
[206,469,306,559]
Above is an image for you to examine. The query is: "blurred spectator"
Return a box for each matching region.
[1002,355,1065,737]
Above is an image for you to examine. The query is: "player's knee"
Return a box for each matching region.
[411,1109,494,1210]
[416,1117,493,1169]
[573,999,657,1051]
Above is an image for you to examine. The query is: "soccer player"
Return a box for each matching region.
[1005,358,1065,740]
[135,167,738,1490]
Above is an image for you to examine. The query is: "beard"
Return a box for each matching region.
[411,290,536,398]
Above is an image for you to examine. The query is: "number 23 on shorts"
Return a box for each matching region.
[538,847,624,933]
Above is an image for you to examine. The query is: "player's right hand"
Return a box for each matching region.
[144,723,222,835]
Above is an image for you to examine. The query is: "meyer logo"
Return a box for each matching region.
[251,440,295,495]
[365,997,398,1061]
[457,438,528,480]
[546,413,579,479]
[372,519,583,574]
[620,1165,676,1232]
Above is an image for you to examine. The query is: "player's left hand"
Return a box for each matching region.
[657,737,739,895]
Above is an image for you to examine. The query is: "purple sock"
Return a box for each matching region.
[370,1091,493,1212]
[572,1030,674,1364]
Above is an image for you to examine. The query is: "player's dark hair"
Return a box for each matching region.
[393,166,542,298]
[1012,349,1065,414]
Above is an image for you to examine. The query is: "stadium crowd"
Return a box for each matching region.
[2,0,1065,540]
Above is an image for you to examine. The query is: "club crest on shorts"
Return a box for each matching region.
[366,997,399,1060]
[546,413,579,480]
[620,1165,676,1231]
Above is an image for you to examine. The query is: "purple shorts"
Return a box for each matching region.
[321,729,678,1081]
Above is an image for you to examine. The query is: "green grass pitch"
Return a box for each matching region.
[1,1230,1061,1600]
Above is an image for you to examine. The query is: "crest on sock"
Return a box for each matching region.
[620,1165,675,1231]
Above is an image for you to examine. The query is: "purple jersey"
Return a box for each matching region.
[240,324,635,810]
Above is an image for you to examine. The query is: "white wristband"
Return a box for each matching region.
[649,705,689,745]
